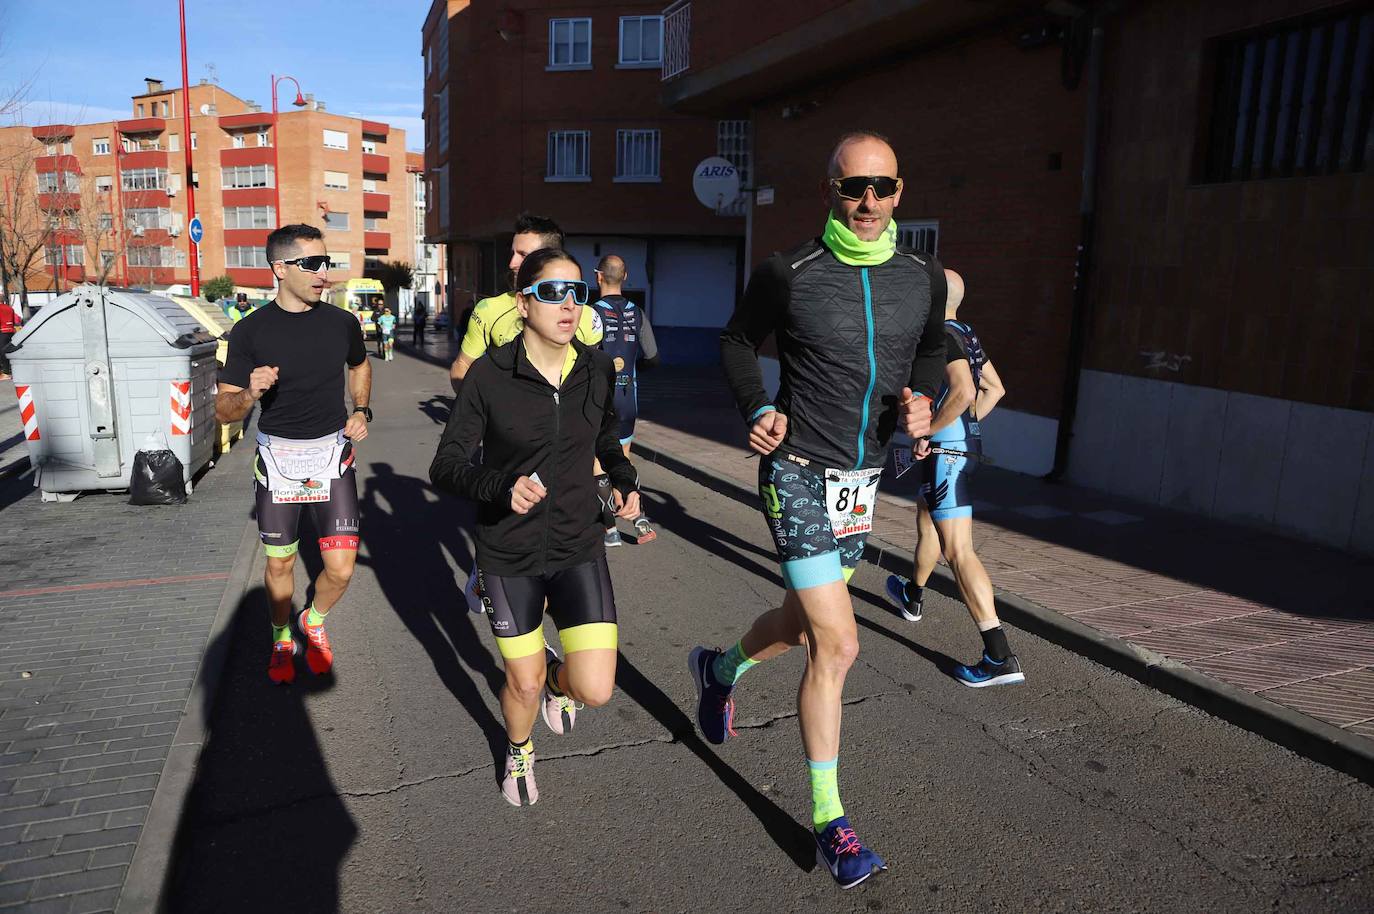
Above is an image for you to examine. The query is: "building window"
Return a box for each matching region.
[258,130,271,147]
[361,139,377,155]
[97,213,113,232]
[191,132,197,150]
[136,103,144,117]
[619,16,663,66]
[95,176,113,194]
[46,245,84,266]
[716,119,751,216]
[323,211,350,231]
[436,17,450,78]
[615,129,661,181]
[549,17,592,69]
[168,133,180,152]
[100,250,116,269]
[224,205,277,229]
[126,207,172,231]
[191,171,199,188]
[128,245,176,267]
[232,133,246,149]
[225,245,270,269]
[547,130,590,181]
[1201,7,1374,183]
[363,178,378,193]
[364,216,380,231]
[324,129,349,150]
[329,251,351,271]
[121,167,168,191]
[37,172,80,193]
[324,170,349,190]
[438,165,450,228]
[160,100,169,117]
[425,43,433,77]
[92,138,111,156]
[222,164,275,188]
[896,220,939,255]
[439,85,450,153]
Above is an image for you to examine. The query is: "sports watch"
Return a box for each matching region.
[353,406,373,423]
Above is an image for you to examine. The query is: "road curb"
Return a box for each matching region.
[116,514,264,913]
[631,439,1374,786]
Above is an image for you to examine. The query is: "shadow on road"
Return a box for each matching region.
[168,585,356,914]
[613,651,817,872]
[357,462,509,776]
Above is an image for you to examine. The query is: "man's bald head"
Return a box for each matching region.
[827,131,897,178]
[596,254,627,291]
[944,269,965,317]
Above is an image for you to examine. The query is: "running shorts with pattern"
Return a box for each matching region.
[758,451,866,591]
[254,444,360,557]
[920,439,980,521]
[478,553,618,660]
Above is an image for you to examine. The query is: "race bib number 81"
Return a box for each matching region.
[825,468,882,538]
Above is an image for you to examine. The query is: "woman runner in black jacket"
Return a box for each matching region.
[430,247,640,806]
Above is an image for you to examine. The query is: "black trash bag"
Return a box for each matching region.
[129,445,187,505]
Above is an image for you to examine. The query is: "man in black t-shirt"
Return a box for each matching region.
[216,224,373,685]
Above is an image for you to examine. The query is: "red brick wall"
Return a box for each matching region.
[749,28,1086,419]
[1088,0,1374,411]
[436,1,745,243]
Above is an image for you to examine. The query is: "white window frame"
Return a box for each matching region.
[225,245,270,269]
[95,176,113,194]
[546,130,591,182]
[618,16,663,67]
[222,164,275,189]
[361,139,377,155]
[190,132,197,150]
[362,178,378,193]
[895,220,940,256]
[232,133,246,149]
[329,251,352,271]
[223,205,277,229]
[258,130,271,147]
[98,213,114,232]
[92,138,111,156]
[323,129,349,150]
[168,133,180,152]
[323,211,350,231]
[615,129,661,182]
[548,17,592,70]
[121,167,168,191]
[323,170,349,191]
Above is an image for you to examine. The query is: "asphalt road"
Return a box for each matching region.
[167,347,1374,914]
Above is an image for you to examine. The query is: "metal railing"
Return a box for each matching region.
[662,1,691,81]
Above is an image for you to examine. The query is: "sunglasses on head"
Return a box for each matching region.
[828,175,901,201]
[275,255,333,274]
[521,279,589,305]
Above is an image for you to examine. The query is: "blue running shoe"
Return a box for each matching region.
[814,816,886,889]
[953,652,1025,688]
[688,646,736,744]
[884,575,922,622]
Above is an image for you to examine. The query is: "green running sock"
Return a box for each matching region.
[271,623,292,645]
[808,757,844,830]
[712,640,759,686]
[509,737,533,756]
[305,604,327,627]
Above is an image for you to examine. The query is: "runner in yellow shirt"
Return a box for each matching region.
[449,214,602,392]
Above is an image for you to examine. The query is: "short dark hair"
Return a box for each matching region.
[515,247,580,293]
[827,130,895,177]
[512,212,564,250]
[266,223,324,264]
[596,254,626,285]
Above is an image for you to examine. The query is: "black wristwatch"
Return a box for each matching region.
[353,406,373,423]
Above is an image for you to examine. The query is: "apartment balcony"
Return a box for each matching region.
[121,149,169,169]
[219,111,275,130]
[361,120,389,137]
[361,152,390,174]
[31,124,76,141]
[363,231,391,251]
[35,155,82,175]
[220,146,274,167]
[662,1,691,81]
[363,191,390,212]
[37,193,80,212]
[117,117,166,134]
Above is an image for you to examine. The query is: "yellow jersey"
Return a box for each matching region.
[459,292,603,360]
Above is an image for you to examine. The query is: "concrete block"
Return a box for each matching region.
[1159,383,1228,511]
[1273,403,1371,548]
[1213,392,1291,525]
[1066,369,1122,492]
[980,407,1057,476]
[1110,374,1172,503]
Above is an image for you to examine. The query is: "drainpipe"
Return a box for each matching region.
[1048,9,1107,481]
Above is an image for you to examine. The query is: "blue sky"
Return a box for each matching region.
[1,0,427,149]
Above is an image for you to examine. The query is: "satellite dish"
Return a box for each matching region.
[199,103,211,115]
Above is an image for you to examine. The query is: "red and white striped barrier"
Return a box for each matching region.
[170,381,191,436]
[16,385,39,441]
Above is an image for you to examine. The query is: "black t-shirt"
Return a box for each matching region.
[219,301,367,438]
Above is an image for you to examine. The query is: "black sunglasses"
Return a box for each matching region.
[275,254,333,274]
[521,279,589,305]
[828,175,901,201]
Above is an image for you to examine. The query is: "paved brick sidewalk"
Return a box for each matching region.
[0,411,256,912]
[632,366,1374,747]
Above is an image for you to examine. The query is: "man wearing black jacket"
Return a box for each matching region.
[688,132,946,888]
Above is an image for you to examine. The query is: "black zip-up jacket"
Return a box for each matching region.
[720,238,948,472]
[430,337,638,576]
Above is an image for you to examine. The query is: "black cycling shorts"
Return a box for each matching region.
[254,449,360,557]
[478,553,618,660]
[613,376,637,445]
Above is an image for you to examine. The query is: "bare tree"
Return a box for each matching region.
[0,137,55,317]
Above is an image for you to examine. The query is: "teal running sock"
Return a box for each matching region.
[808,757,844,830]
[711,640,759,686]
[271,622,292,645]
[305,603,327,627]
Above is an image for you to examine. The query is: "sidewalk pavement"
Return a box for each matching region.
[0,380,258,913]
[404,336,1374,777]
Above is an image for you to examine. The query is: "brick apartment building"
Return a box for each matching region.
[422,0,748,361]
[0,78,413,298]
[662,0,1373,553]
[408,151,449,318]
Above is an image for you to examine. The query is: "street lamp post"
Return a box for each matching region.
[270,75,307,229]
[178,0,200,297]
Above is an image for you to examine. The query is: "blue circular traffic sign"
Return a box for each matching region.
[188,217,204,245]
